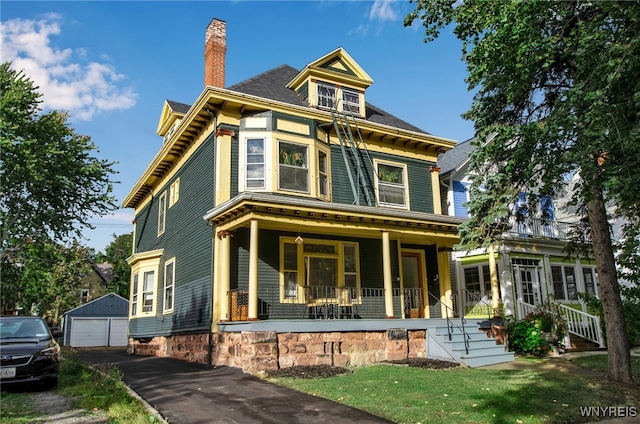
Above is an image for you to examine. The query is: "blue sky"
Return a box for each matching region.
[1,0,475,253]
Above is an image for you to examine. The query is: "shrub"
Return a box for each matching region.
[506,316,552,355]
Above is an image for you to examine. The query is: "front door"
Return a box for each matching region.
[516,266,541,306]
[401,251,425,318]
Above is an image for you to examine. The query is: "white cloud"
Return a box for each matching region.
[369,0,399,22]
[0,14,136,120]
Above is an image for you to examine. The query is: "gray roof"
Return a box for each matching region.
[227,65,429,134]
[167,100,191,114]
[438,137,477,176]
[92,262,113,284]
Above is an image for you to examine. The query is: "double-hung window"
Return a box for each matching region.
[318,150,329,199]
[131,274,139,316]
[551,265,577,300]
[169,178,180,207]
[375,161,408,208]
[246,138,265,188]
[142,271,155,313]
[278,141,308,192]
[317,83,336,109]
[342,88,360,115]
[158,192,166,235]
[163,259,175,313]
[283,243,299,299]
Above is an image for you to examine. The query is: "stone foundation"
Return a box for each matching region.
[129,328,427,375]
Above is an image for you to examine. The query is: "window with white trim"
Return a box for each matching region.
[131,274,139,316]
[163,258,175,313]
[342,88,360,115]
[551,265,577,300]
[246,138,265,188]
[158,192,166,236]
[278,141,308,192]
[142,270,155,313]
[169,178,180,207]
[317,82,336,109]
[375,161,408,208]
[318,150,329,199]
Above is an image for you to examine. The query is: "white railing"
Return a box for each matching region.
[505,216,584,242]
[559,304,606,348]
[517,300,605,348]
[516,300,537,319]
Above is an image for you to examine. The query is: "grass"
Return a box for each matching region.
[570,353,640,377]
[271,357,640,424]
[0,347,161,424]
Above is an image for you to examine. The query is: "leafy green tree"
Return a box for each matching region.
[96,232,133,299]
[0,62,117,250]
[406,0,639,383]
[1,240,92,325]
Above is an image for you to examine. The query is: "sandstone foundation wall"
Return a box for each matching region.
[129,328,427,374]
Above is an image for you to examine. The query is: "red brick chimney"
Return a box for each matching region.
[204,18,226,88]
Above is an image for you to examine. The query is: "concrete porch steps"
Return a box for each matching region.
[426,320,514,368]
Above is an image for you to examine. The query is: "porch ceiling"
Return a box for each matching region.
[204,193,463,245]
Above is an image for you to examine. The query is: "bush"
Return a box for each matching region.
[506,316,552,355]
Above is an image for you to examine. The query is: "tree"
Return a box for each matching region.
[96,232,133,299]
[0,240,92,325]
[0,62,117,250]
[406,0,639,383]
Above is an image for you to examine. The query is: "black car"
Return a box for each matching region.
[0,316,61,389]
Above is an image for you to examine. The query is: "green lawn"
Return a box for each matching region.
[271,358,640,424]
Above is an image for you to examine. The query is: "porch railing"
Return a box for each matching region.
[504,216,587,242]
[558,303,606,348]
[516,299,537,319]
[516,300,605,348]
[228,286,437,321]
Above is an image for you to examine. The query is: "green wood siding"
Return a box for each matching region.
[130,135,215,338]
[329,145,435,213]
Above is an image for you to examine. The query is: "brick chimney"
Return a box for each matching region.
[204,18,226,88]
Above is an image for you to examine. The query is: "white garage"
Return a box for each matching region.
[69,317,129,347]
[62,293,129,347]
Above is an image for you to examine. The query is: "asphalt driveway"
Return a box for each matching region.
[77,349,392,424]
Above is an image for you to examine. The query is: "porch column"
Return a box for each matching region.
[488,244,501,314]
[382,230,395,318]
[218,230,231,322]
[437,247,454,318]
[248,219,259,320]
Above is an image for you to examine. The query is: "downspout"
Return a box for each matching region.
[207,112,217,367]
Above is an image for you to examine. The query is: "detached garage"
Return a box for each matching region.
[62,293,129,347]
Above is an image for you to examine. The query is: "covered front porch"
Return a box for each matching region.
[204,193,465,326]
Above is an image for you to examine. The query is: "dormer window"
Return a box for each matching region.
[317,83,336,109]
[342,88,361,115]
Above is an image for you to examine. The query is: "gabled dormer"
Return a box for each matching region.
[156,100,191,144]
[286,47,373,118]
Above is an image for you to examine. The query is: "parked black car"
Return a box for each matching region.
[0,316,61,389]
